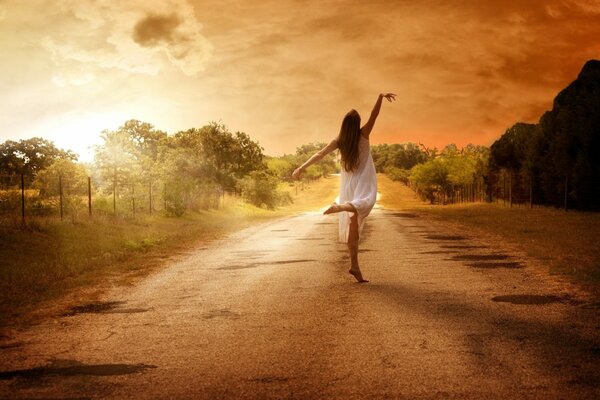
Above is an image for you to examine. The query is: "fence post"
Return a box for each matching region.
[21,173,25,225]
[113,171,117,216]
[509,171,513,207]
[529,175,533,209]
[59,174,63,221]
[503,171,506,206]
[132,184,135,216]
[149,181,152,215]
[564,175,568,211]
[88,177,92,216]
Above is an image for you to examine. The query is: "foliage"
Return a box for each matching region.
[264,156,295,181]
[371,143,430,172]
[488,60,600,209]
[33,159,89,197]
[265,142,338,182]
[91,120,266,215]
[239,170,292,209]
[294,142,338,179]
[0,137,76,181]
[386,167,410,184]
[489,123,536,171]
[93,120,167,193]
[409,144,488,204]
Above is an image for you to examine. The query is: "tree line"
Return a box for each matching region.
[372,143,489,204]
[489,60,600,210]
[2,60,597,215]
[375,59,599,210]
[0,121,342,217]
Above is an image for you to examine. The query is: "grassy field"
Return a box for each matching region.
[378,174,600,292]
[0,177,339,325]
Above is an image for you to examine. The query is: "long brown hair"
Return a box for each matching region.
[338,109,362,172]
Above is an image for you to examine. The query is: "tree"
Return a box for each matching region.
[34,159,89,197]
[489,123,536,172]
[239,170,291,209]
[0,137,76,182]
[93,128,140,193]
[410,158,451,203]
[410,144,487,204]
[488,59,600,209]
[294,142,338,178]
[371,142,430,172]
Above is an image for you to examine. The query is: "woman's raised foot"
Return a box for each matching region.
[323,203,341,214]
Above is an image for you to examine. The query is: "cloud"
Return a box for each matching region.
[132,10,212,75]
[2,0,599,156]
[133,14,182,46]
[32,0,212,76]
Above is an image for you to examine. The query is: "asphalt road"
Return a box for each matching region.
[1,207,599,399]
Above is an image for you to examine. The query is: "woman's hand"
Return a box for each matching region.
[382,93,396,102]
[292,167,303,180]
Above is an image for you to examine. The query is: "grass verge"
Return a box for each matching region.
[378,174,600,293]
[0,176,339,326]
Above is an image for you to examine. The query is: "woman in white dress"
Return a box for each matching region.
[292,93,396,282]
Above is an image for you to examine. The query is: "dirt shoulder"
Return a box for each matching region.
[378,174,600,302]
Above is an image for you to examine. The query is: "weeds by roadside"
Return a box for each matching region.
[0,177,339,326]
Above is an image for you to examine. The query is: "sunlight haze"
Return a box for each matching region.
[1,0,599,160]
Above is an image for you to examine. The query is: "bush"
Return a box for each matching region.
[240,170,291,209]
[386,167,410,184]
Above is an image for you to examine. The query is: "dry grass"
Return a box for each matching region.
[378,174,600,288]
[0,178,339,325]
[278,176,340,212]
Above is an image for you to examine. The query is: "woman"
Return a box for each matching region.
[292,92,396,282]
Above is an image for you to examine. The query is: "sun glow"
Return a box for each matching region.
[36,111,128,163]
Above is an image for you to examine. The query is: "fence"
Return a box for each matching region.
[0,173,225,224]
[487,169,600,211]
[408,176,488,206]
[407,168,600,210]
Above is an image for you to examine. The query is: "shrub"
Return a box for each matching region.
[240,170,291,209]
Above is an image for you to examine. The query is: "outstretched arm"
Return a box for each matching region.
[361,93,396,139]
[292,138,338,179]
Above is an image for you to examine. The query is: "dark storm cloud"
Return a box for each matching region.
[133,13,183,47]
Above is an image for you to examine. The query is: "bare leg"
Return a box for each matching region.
[324,202,355,215]
[348,214,368,283]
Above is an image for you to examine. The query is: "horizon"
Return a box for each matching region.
[1,0,599,162]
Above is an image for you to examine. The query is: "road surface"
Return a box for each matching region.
[1,206,599,399]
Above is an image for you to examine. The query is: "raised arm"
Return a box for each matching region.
[292,138,338,179]
[361,93,396,139]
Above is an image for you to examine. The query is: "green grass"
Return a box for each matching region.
[0,177,340,326]
[378,174,600,292]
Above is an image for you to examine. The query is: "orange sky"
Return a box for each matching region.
[1,0,599,160]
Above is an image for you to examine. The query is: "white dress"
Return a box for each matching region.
[338,135,378,243]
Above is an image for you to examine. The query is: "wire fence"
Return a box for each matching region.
[408,177,488,205]
[487,169,600,211]
[406,169,600,211]
[0,173,225,224]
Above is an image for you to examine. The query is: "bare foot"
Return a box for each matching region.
[323,203,341,215]
[349,268,369,283]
